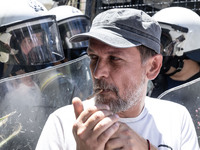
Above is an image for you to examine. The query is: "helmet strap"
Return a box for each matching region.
[166,56,185,76]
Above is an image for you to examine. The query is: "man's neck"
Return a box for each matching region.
[170,59,200,81]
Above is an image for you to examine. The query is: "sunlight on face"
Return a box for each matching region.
[94,72,146,113]
[89,39,147,113]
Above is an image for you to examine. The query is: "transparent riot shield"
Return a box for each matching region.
[0,55,93,150]
[158,77,200,144]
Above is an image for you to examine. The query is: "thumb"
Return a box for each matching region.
[72,97,84,119]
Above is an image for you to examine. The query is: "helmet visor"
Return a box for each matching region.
[0,15,64,65]
[160,31,173,56]
[58,16,90,50]
[161,33,185,56]
[159,22,188,56]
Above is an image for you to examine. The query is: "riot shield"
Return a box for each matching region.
[158,77,200,144]
[0,55,93,150]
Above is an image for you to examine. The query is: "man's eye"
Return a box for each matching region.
[89,54,98,60]
[110,56,120,61]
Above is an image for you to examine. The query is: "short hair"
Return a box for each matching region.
[137,45,157,64]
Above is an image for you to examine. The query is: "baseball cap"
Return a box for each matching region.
[70,8,161,53]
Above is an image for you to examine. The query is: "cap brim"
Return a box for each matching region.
[70,28,141,48]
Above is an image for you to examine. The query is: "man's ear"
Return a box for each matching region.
[146,54,163,80]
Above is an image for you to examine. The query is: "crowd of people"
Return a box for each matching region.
[0,0,200,149]
[36,7,199,150]
[0,0,91,149]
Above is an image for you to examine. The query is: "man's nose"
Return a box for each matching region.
[93,59,109,79]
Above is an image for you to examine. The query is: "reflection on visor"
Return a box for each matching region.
[1,16,64,65]
[20,32,43,56]
[0,55,93,149]
[161,34,185,56]
[58,16,90,49]
[25,45,56,65]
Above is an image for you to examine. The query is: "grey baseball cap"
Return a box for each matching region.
[70,8,161,53]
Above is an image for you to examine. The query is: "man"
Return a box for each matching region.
[0,1,66,149]
[0,0,64,78]
[48,5,91,63]
[149,7,200,144]
[149,7,200,97]
[36,8,199,149]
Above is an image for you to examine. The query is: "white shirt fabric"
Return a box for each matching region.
[36,96,199,150]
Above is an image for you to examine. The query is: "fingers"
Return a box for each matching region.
[78,104,110,123]
[72,97,110,121]
[84,109,114,130]
[72,98,120,150]
[106,122,151,150]
[92,113,119,136]
[73,106,119,138]
[105,137,123,150]
[72,97,84,119]
[105,123,125,149]
[97,121,120,145]
[78,110,120,140]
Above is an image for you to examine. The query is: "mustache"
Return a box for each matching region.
[93,79,118,93]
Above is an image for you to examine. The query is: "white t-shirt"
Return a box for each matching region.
[36,96,199,150]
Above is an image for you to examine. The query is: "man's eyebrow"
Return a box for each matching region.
[107,50,123,55]
[87,47,125,55]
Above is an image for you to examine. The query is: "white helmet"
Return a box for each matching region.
[0,0,64,66]
[153,7,200,62]
[49,5,84,22]
[48,5,90,60]
[0,0,47,27]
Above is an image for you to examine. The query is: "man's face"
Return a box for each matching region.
[88,39,147,113]
[20,32,43,55]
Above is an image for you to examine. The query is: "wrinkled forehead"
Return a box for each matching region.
[88,38,140,58]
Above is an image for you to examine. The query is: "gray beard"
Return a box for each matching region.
[94,75,146,113]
